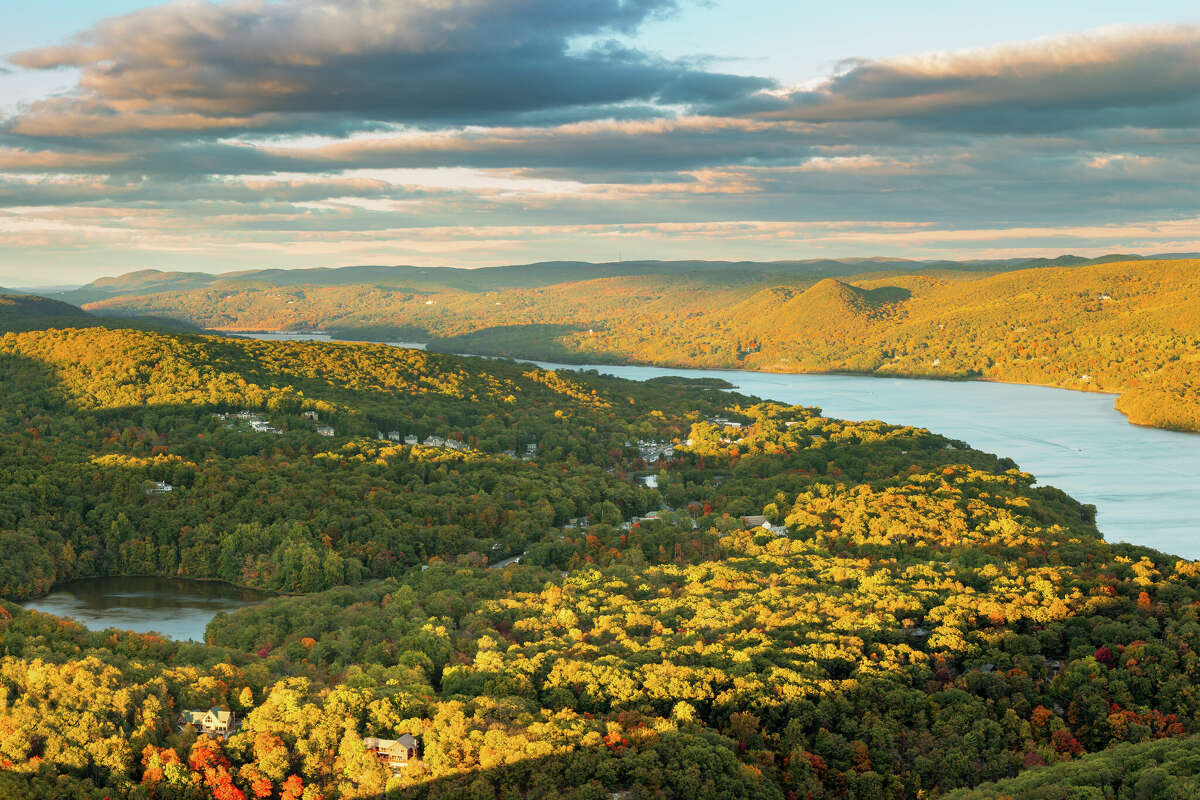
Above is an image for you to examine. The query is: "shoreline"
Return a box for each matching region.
[214,327,1199,436]
[13,573,287,605]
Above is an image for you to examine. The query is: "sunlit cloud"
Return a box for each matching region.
[2,8,1200,280]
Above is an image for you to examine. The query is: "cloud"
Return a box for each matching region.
[5,14,1200,278]
[756,25,1200,131]
[8,0,770,137]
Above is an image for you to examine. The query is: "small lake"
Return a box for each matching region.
[21,576,270,642]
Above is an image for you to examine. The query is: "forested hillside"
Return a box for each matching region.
[1,321,1199,798]
[0,293,96,332]
[80,258,1200,433]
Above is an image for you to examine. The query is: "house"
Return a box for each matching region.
[146,480,174,495]
[180,707,237,739]
[249,418,282,434]
[404,435,419,445]
[363,734,420,775]
[443,439,464,451]
[388,430,402,442]
[301,411,319,421]
[768,524,788,537]
[424,435,445,447]
[639,475,658,489]
[741,515,768,529]
[316,425,335,437]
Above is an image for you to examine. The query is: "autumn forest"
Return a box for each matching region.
[1,282,1200,799]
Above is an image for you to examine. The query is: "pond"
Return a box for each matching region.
[20,576,270,642]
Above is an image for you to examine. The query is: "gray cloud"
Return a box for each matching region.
[755,25,1200,132]
[7,0,770,137]
[6,16,1200,277]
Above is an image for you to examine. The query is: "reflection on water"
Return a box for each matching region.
[21,576,270,642]
[231,331,427,349]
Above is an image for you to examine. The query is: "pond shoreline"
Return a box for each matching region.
[18,575,280,642]
[13,573,284,603]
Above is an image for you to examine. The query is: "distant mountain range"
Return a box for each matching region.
[44,252,1200,305]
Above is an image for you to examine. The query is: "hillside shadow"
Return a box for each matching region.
[380,728,773,800]
[425,323,629,364]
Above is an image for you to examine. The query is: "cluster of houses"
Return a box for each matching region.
[178,708,420,776]
[215,410,335,437]
[216,410,283,435]
[377,430,471,452]
[303,411,336,436]
[631,439,675,464]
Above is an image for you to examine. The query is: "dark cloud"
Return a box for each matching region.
[8,0,770,137]
[756,25,1200,132]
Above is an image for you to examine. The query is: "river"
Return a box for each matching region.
[237,332,1200,559]
[539,362,1200,559]
[20,576,270,642]
[24,336,1199,639]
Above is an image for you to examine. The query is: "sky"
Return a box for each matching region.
[3,0,1200,285]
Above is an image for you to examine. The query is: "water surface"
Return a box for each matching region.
[230,330,427,349]
[21,576,270,642]
[533,362,1200,559]
[237,332,1200,559]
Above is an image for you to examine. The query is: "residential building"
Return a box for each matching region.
[363,734,420,775]
[179,707,237,739]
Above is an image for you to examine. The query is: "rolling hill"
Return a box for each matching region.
[3,317,1200,799]
[0,293,96,332]
[66,255,1200,433]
